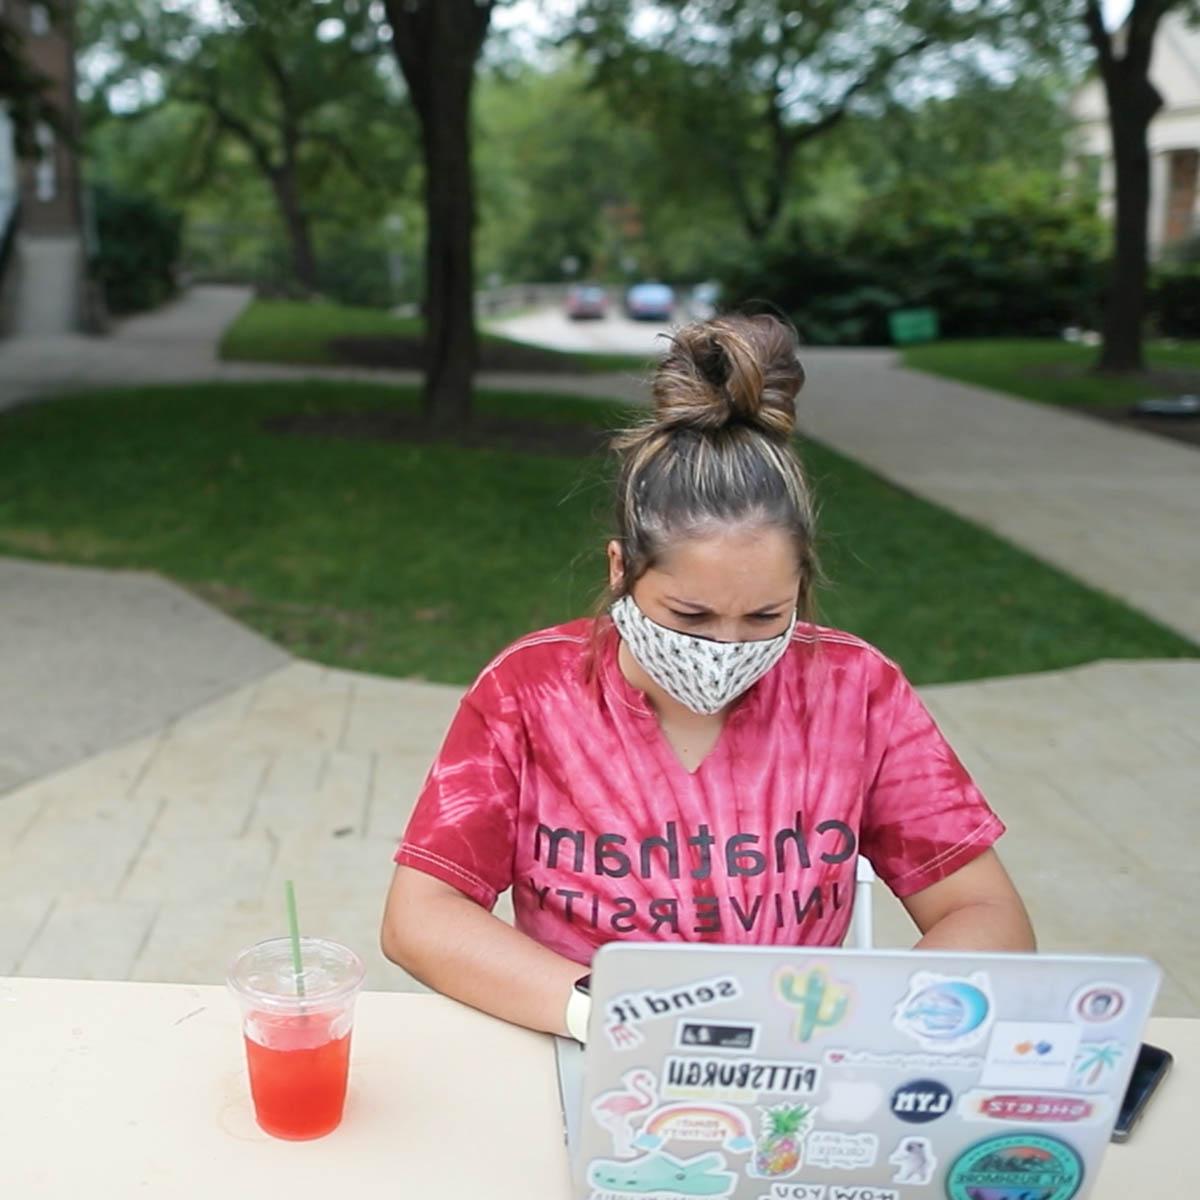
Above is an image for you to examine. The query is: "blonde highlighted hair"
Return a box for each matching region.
[602,313,819,617]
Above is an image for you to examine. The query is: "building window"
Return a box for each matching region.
[1165,149,1199,246]
[35,123,56,202]
[29,4,51,35]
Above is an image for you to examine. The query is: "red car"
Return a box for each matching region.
[565,284,608,320]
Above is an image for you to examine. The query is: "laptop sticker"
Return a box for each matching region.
[944,1133,1084,1200]
[1069,1039,1126,1091]
[752,1185,829,1200]
[820,1080,885,1123]
[662,1055,821,1103]
[774,966,853,1042]
[632,1103,755,1156]
[605,976,743,1051]
[1070,982,1129,1025]
[755,1189,898,1200]
[753,1185,897,1195]
[745,1103,817,1179]
[676,1020,760,1054]
[980,1022,1082,1089]
[587,1149,737,1198]
[958,1089,1112,1125]
[802,1131,879,1172]
[888,1135,937,1186]
[592,1069,660,1158]
[892,971,993,1051]
[823,1048,983,1072]
[889,1079,952,1123]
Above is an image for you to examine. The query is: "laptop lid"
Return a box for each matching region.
[568,944,1160,1200]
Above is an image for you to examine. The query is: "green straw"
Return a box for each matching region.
[285,879,305,998]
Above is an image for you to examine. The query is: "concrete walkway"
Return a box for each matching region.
[1,290,1197,1012]
[1,616,1196,1012]
[0,558,288,794]
[795,350,1200,646]
[0,284,646,414]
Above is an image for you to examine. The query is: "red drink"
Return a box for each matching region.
[243,1014,353,1139]
[228,937,365,1142]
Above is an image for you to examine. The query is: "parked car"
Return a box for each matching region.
[624,281,675,321]
[688,280,721,320]
[564,283,608,320]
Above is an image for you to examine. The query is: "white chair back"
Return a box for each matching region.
[850,855,876,949]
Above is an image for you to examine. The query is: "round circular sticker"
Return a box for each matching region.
[1072,983,1128,1024]
[946,1134,1084,1200]
[890,1079,953,1124]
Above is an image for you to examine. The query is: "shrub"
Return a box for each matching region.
[721,175,1107,345]
[1152,264,1200,337]
[90,185,182,314]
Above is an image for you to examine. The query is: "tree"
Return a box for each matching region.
[570,0,1060,247]
[382,0,496,431]
[1078,0,1194,372]
[82,0,407,293]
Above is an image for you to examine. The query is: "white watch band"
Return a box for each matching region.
[565,986,591,1044]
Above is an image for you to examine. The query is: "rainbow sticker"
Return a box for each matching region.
[633,1103,755,1154]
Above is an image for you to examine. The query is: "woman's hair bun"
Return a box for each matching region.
[651,314,804,442]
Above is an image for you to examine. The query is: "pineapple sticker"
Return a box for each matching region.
[751,1103,814,1178]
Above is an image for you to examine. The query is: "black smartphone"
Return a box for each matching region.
[1112,1042,1173,1143]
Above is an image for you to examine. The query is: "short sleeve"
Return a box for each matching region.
[394,678,522,910]
[860,661,1004,899]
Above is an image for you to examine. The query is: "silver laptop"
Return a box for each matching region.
[557,943,1160,1200]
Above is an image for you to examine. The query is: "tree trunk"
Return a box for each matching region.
[419,59,477,430]
[1097,77,1161,373]
[270,167,319,294]
[385,1,491,431]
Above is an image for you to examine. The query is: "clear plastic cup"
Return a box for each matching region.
[227,937,365,1140]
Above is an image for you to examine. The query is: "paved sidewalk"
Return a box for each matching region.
[1,648,1196,1012]
[2,293,1197,1011]
[795,351,1200,646]
[0,284,646,414]
[3,292,1194,643]
[0,558,288,794]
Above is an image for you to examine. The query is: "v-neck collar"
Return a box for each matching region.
[599,622,758,777]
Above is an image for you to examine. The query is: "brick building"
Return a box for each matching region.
[1072,10,1200,259]
[0,0,86,335]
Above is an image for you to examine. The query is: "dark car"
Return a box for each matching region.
[624,282,675,321]
[564,284,608,320]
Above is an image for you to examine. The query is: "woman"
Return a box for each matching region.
[381,314,1034,1041]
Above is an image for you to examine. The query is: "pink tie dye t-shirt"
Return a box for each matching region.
[395,618,1004,966]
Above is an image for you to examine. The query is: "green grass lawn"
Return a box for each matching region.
[902,338,1200,409]
[219,299,650,374]
[0,381,1192,685]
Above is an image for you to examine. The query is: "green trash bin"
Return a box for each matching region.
[888,307,939,345]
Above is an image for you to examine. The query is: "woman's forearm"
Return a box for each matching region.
[382,867,583,1036]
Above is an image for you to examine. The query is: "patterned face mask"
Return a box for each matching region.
[610,593,796,716]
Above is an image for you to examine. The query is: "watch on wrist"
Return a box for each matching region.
[565,973,592,1043]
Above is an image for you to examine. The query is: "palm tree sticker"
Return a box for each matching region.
[1072,1040,1123,1088]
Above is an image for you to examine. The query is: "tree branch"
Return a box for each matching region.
[176,78,279,176]
[793,34,935,150]
[1082,0,1114,75]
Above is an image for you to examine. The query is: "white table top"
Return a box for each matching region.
[1,977,1194,1197]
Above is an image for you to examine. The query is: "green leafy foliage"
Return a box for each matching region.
[723,170,1106,344]
[90,185,183,313]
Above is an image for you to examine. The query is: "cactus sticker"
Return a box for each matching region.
[774,966,852,1043]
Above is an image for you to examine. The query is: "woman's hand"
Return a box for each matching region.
[902,849,1036,952]
[381,865,585,1035]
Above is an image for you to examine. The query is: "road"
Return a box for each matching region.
[486,305,676,356]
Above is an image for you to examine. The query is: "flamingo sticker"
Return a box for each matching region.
[591,1068,659,1158]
